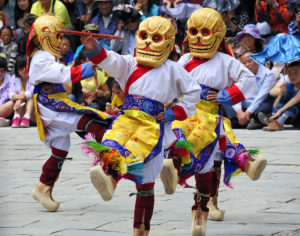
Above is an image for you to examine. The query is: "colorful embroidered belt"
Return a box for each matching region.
[200,84,219,101]
[33,82,109,141]
[121,94,164,117]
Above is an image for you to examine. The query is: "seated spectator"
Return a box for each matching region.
[134,0,159,21]
[111,4,141,55]
[223,51,276,129]
[235,24,264,57]
[0,56,13,126]
[288,3,300,37]
[9,56,34,128]
[16,14,37,56]
[72,0,99,32]
[0,0,15,28]
[105,80,125,116]
[75,51,111,111]
[255,0,292,34]
[0,26,18,74]
[30,0,71,28]
[263,61,300,130]
[91,0,118,47]
[60,35,74,65]
[14,0,33,30]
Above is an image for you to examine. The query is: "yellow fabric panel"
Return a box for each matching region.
[172,100,219,158]
[33,94,45,141]
[103,110,160,162]
[223,117,240,145]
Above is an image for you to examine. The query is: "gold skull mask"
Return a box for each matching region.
[187,8,226,59]
[136,16,175,68]
[33,14,64,59]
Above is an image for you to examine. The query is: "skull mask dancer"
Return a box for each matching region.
[187,8,226,59]
[33,14,64,59]
[136,16,175,68]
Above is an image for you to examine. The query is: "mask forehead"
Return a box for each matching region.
[136,16,175,68]
[33,14,64,58]
[187,8,226,59]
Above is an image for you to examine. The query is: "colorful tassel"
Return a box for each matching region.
[248,148,260,155]
[175,140,193,151]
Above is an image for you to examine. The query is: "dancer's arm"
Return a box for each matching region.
[29,50,94,85]
[83,36,134,89]
[216,55,257,105]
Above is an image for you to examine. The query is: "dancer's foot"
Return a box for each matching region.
[160,159,178,194]
[31,181,60,212]
[133,226,149,236]
[191,209,208,236]
[90,165,116,201]
[245,154,267,181]
[207,196,225,221]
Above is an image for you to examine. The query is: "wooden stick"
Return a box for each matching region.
[59,29,123,40]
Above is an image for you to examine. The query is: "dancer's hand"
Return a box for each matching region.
[83,36,98,52]
[157,112,165,122]
[206,91,218,102]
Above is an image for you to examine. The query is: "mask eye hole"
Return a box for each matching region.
[139,31,147,40]
[201,28,210,36]
[152,34,162,43]
[190,28,198,36]
[42,26,50,33]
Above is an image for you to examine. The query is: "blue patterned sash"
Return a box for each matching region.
[200,84,219,101]
[121,94,164,117]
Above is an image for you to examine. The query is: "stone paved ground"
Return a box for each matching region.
[0,127,299,236]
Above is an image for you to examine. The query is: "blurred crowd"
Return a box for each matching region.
[0,0,299,131]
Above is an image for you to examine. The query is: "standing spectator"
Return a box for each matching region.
[60,36,74,65]
[14,0,33,29]
[30,0,71,28]
[9,56,34,128]
[223,3,249,38]
[255,0,293,34]
[0,0,15,28]
[0,56,13,126]
[111,4,141,55]
[91,0,118,47]
[16,14,37,56]
[134,0,159,21]
[288,3,300,36]
[0,26,18,74]
[72,0,99,31]
[223,52,276,129]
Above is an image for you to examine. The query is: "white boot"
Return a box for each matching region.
[191,208,208,236]
[31,182,60,212]
[207,196,225,221]
[246,154,267,181]
[90,165,115,201]
[160,159,178,194]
